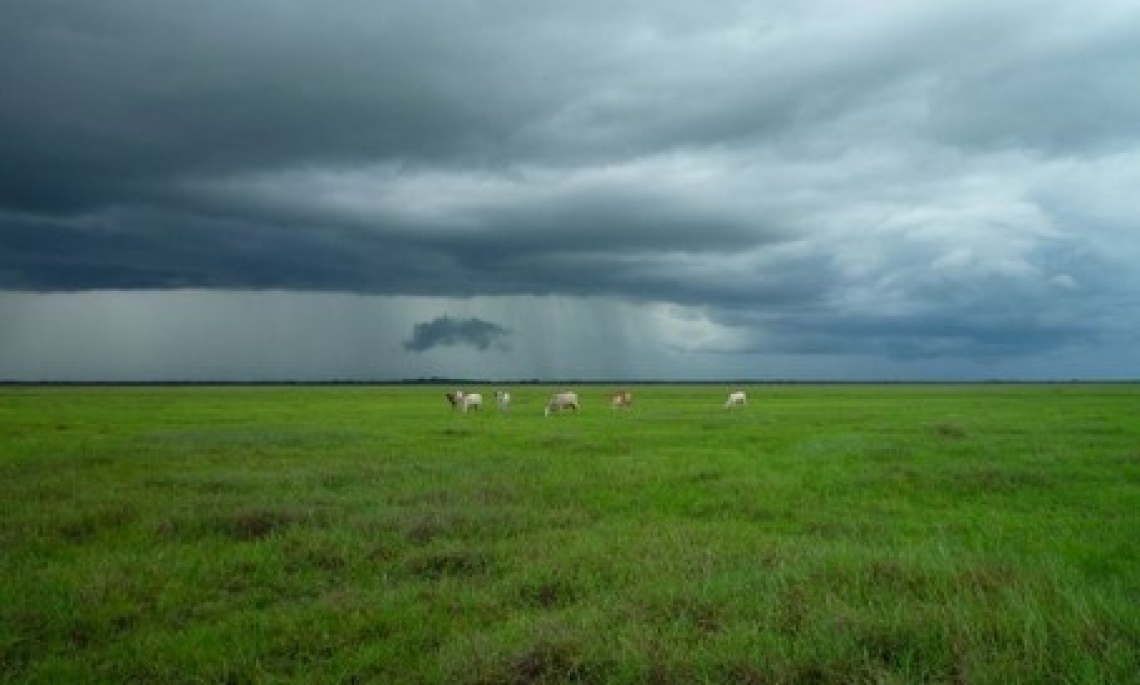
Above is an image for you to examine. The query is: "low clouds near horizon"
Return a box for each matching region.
[404,316,512,353]
[2,1,1139,380]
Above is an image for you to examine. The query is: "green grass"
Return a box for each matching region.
[2,384,1138,683]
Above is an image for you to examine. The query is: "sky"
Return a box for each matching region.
[2,0,1139,381]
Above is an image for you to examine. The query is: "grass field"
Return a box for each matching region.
[2,384,1138,684]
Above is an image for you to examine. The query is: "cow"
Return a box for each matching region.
[446,390,483,413]
[724,390,747,408]
[457,391,483,413]
[610,390,633,409]
[544,391,579,416]
[494,390,511,411]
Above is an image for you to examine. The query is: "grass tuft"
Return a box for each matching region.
[404,547,493,579]
[224,507,315,541]
[933,422,968,439]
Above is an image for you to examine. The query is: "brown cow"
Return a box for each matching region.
[610,390,633,409]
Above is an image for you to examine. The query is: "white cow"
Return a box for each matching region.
[449,390,483,413]
[544,391,580,416]
[494,390,511,411]
[724,390,747,408]
[610,390,633,409]
[461,392,483,413]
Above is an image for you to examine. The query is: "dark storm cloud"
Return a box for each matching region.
[403,315,511,353]
[721,308,1093,360]
[3,0,1140,367]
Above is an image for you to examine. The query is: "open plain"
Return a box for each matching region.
[2,384,1138,683]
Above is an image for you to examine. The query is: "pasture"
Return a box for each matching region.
[2,384,1138,684]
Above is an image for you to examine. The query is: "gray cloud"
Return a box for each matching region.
[403,315,511,353]
[2,1,1139,377]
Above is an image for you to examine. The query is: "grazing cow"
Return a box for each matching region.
[610,390,633,409]
[457,392,483,413]
[544,391,579,416]
[446,390,483,413]
[495,390,511,411]
[724,390,747,408]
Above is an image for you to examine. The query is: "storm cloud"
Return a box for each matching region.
[404,316,511,353]
[2,1,1139,379]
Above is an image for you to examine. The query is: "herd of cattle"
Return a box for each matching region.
[445,389,748,415]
